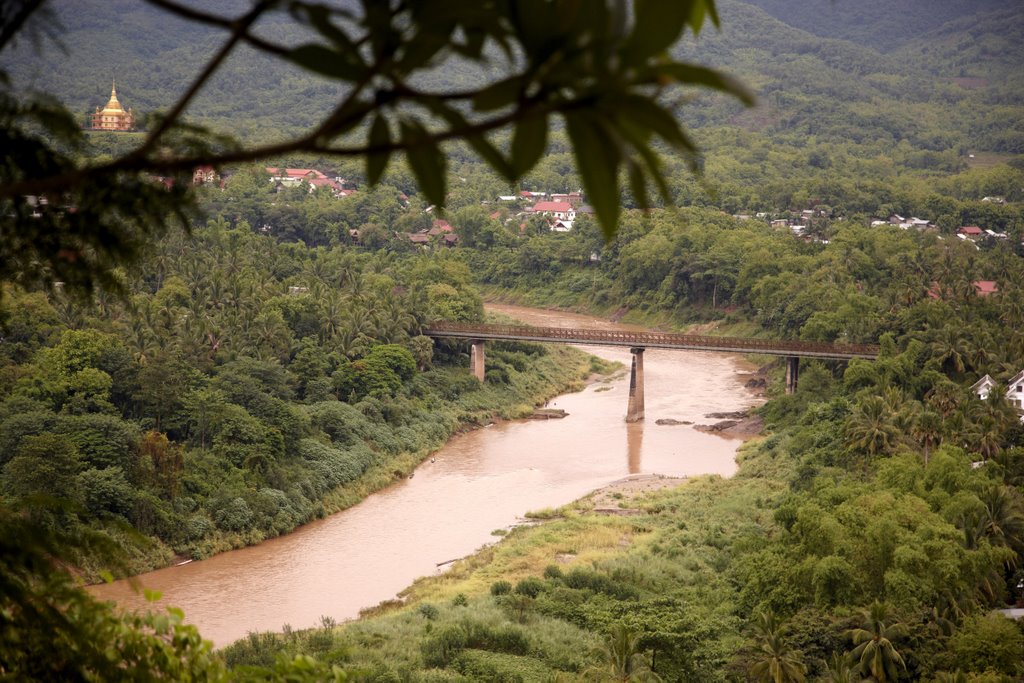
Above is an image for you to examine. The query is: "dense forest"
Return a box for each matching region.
[3,0,1024,680]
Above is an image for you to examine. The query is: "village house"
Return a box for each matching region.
[971,374,998,400]
[927,280,999,300]
[1010,371,1024,412]
[549,191,583,206]
[974,280,999,296]
[192,165,220,186]
[266,168,327,186]
[972,371,1024,418]
[265,167,351,196]
[958,225,984,240]
[532,200,576,222]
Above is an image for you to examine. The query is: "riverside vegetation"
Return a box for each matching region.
[3,0,1024,680]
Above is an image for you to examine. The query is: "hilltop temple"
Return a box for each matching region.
[91,82,135,131]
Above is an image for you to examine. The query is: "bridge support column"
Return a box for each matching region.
[470,340,486,382]
[626,347,645,422]
[785,356,800,395]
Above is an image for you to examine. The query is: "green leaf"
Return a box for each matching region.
[472,76,523,112]
[366,114,391,186]
[299,4,357,51]
[400,120,447,208]
[627,159,650,211]
[614,120,672,201]
[511,113,548,179]
[624,0,691,61]
[565,111,621,241]
[286,44,366,81]
[657,63,755,106]
[421,100,513,180]
[614,95,689,150]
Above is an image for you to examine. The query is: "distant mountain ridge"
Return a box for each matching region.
[742,0,1013,52]
[4,0,1021,153]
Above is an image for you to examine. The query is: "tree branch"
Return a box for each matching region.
[0,94,584,200]
[0,0,49,52]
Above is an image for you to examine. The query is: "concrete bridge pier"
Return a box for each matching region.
[470,340,486,382]
[785,356,799,395]
[626,347,645,422]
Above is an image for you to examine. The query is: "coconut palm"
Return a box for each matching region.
[845,396,900,455]
[749,610,806,683]
[821,652,856,683]
[928,326,971,376]
[980,485,1024,560]
[846,602,906,682]
[584,624,661,682]
[911,409,943,464]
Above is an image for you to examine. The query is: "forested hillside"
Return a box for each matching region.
[744,0,1011,52]
[0,218,596,576]
[9,0,1024,154]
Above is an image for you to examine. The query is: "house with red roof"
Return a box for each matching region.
[974,280,998,296]
[958,226,984,240]
[192,165,220,186]
[266,167,328,185]
[532,200,576,221]
[550,191,583,206]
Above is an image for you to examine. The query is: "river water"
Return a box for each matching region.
[89,304,760,646]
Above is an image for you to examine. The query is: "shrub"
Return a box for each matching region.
[491,580,512,596]
[514,577,546,598]
[213,497,254,532]
[418,603,440,620]
[543,565,563,580]
[79,466,135,518]
[421,625,467,668]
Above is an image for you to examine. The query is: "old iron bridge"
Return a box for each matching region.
[424,322,879,422]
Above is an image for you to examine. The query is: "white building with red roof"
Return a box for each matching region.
[532,200,576,221]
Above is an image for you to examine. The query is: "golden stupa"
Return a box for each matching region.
[91,81,135,131]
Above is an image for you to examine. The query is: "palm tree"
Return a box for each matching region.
[928,326,971,376]
[845,396,900,455]
[911,409,943,464]
[821,652,856,683]
[980,485,1024,560]
[749,610,806,683]
[584,624,661,682]
[846,602,906,682]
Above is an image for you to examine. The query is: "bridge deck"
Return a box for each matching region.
[423,322,878,360]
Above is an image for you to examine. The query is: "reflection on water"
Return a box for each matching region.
[89,304,760,646]
[627,423,643,474]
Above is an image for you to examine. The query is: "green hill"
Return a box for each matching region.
[7,0,1022,154]
[743,0,1013,52]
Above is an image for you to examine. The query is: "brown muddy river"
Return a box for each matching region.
[89,304,761,646]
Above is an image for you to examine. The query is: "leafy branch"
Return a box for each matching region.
[0,0,753,295]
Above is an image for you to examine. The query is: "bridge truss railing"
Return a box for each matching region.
[423,322,878,360]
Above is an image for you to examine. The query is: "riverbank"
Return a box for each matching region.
[92,303,760,647]
[90,343,602,581]
[221,433,773,679]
